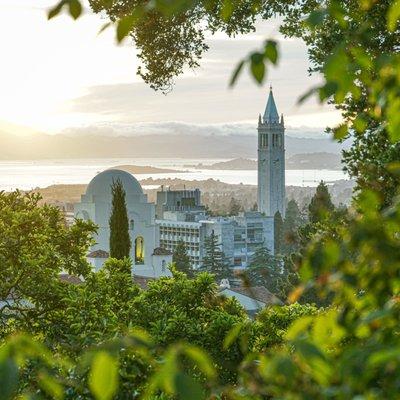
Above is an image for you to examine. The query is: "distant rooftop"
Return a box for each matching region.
[225,286,282,305]
[152,247,172,256]
[88,249,110,258]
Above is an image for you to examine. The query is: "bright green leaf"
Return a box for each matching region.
[286,316,314,340]
[223,323,243,349]
[89,352,118,400]
[264,40,278,65]
[183,345,215,378]
[38,373,64,400]
[333,124,348,140]
[250,53,265,84]
[387,0,400,32]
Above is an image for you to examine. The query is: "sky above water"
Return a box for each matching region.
[0,0,342,137]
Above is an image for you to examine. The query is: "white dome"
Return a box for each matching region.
[86,169,143,198]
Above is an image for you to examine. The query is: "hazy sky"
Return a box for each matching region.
[0,0,342,137]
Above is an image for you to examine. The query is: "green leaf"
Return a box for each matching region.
[368,348,400,367]
[297,86,318,104]
[174,372,204,400]
[387,97,400,142]
[333,123,348,140]
[386,162,400,175]
[48,1,65,20]
[68,0,83,20]
[220,0,234,21]
[223,323,243,349]
[286,316,314,340]
[264,40,278,65]
[229,60,245,87]
[0,359,18,400]
[117,14,136,43]
[98,22,112,36]
[306,9,327,28]
[89,352,119,400]
[250,53,265,85]
[38,373,64,400]
[183,345,215,378]
[387,0,400,32]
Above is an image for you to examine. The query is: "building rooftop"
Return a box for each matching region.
[86,169,143,199]
[88,249,110,258]
[152,247,172,256]
[225,286,282,305]
[59,274,83,285]
[133,274,156,290]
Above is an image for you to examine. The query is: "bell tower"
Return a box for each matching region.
[257,86,286,217]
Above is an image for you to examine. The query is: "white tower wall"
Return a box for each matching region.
[257,88,286,217]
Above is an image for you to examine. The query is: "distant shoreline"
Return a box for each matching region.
[110,164,187,174]
[184,153,343,171]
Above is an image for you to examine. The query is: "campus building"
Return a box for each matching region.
[74,169,172,278]
[156,202,274,270]
[74,88,285,275]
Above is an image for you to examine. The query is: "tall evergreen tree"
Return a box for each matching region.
[246,246,290,299]
[201,232,231,282]
[173,240,193,277]
[308,181,335,224]
[228,197,242,216]
[282,199,302,255]
[109,179,131,259]
[274,211,284,255]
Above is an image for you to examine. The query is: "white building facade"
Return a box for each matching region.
[258,87,286,217]
[74,169,172,278]
[157,210,274,270]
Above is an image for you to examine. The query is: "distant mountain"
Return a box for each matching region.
[184,153,343,171]
[287,152,342,170]
[185,158,257,170]
[111,165,184,174]
[0,132,350,160]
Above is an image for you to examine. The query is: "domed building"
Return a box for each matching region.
[75,169,172,277]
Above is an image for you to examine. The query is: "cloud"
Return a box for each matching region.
[62,120,328,139]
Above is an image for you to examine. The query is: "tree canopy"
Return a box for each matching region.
[2,0,400,398]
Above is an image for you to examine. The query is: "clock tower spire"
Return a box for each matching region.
[257,86,286,217]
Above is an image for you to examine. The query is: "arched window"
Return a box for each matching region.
[162,260,166,272]
[135,236,145,264]
[130,219,134,230]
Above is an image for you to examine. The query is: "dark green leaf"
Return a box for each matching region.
[306,9,327,28]
[229,60,245,87]
[174,372,204,400]
[68,0,83,20]
[48,1,65,20]
[0,359,18,400]
[264,40,278,65]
